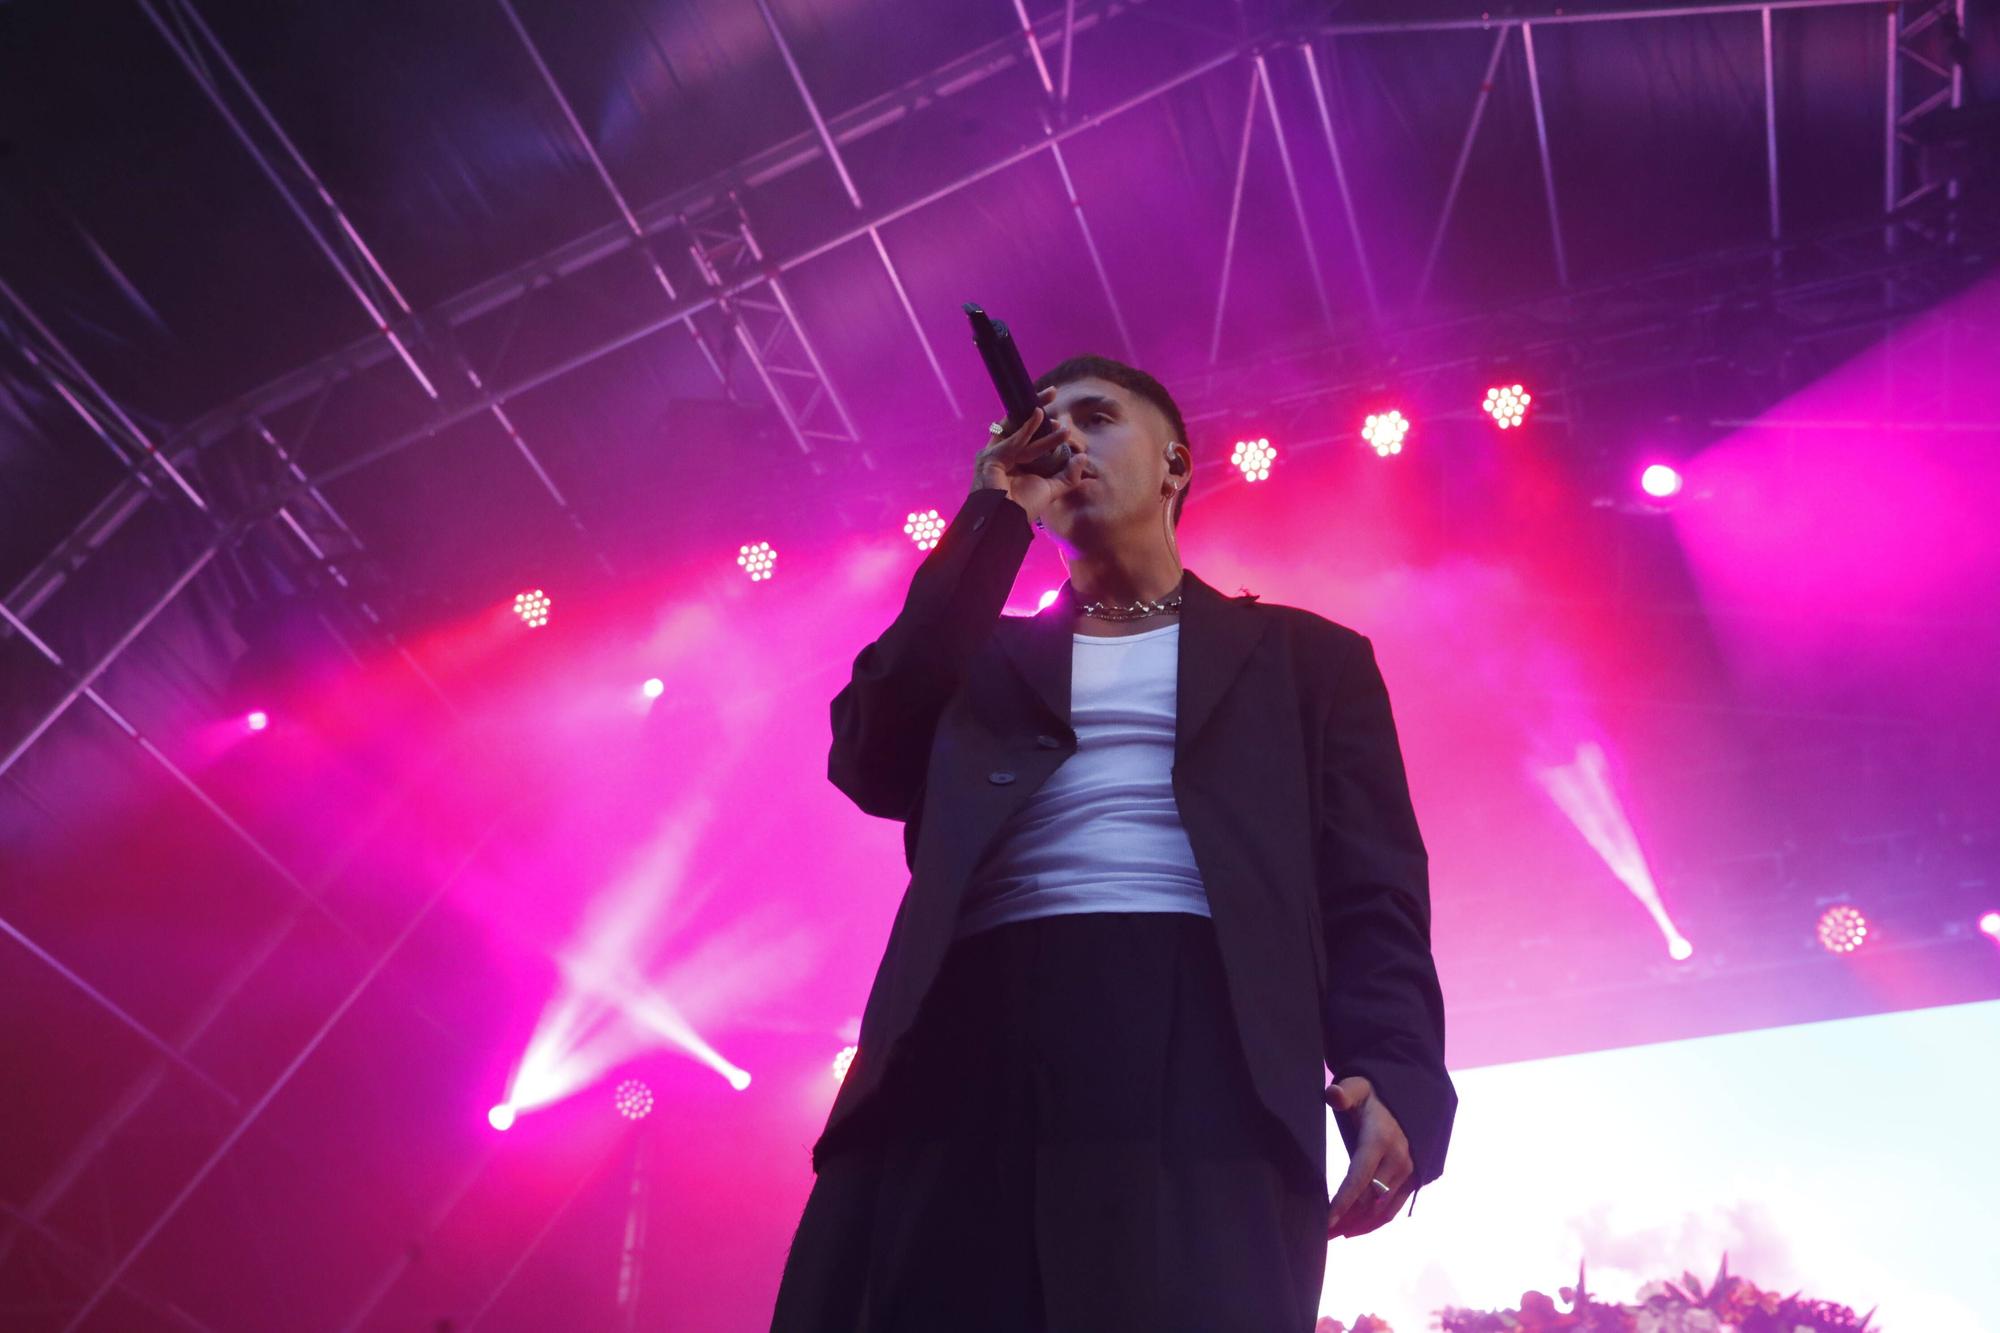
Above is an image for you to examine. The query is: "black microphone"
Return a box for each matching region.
[963,302,1073,479]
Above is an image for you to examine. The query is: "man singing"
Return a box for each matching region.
[772,355,1456,1331]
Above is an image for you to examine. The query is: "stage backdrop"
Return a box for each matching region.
[1318,998,2000,1331]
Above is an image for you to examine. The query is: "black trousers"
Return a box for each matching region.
[771,910,1328,1332]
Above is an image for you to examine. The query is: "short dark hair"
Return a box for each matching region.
[1033,354,1191,528]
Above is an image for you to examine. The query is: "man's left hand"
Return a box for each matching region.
[1324,1076,1415,1239]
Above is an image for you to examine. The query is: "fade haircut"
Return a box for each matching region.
[1032,354,1191,529]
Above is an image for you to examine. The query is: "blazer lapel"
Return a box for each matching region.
[996,570,1269,761]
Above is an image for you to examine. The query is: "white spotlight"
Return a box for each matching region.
[1230,437,1276,481]
[1362,411,1409,457]
[1482,384,1532,429]
[903,509,946,551]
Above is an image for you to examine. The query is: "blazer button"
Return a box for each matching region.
[988,770,1016,785]
[1035,734,1063,749]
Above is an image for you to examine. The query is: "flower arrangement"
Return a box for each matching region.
[1312,1254,1878,1333]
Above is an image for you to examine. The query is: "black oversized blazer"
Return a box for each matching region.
[811,485,1456,1204]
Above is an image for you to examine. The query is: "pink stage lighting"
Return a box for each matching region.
[1978,911,2000,939]
[833,1045,857,1082]
[903,509,946,551]
[641,677,665,700]
[488,1103,517,1132]
[613,1078,654,1121]
[1362,411,1409,457]
[245,710,270,733]
[513,589,551,628]
[1816,904,1869,954]
[1230,437,1276,481]
[737,541,776,582]
[1641,464,1683,499]
[1482,384,1532,429]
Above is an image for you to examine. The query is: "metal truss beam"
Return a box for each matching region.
[0,907,297,1270]
[143,0,612,571]
[685,194,866,462]
[1417,26,1511,305]
[0,279,473,1320]
[164,0,1158,463]
[0,1206,223,1333]
[1299,41,1379,320]
[1209,61,1263,366]
[494,0,717,360]
[1254,52,1336,334]
[1520,24,1571,286]
[2,272,451,715]
[136,0,438,400]
[1313,0,1892,36]
[1059,0,1080,108]
[131,0,1914,499]
[1011,0,1058,96]
[1045,128,1139,364]
[1886,0,1970,251]
[753,0,963,418]
[244,40,1246,501]
[0,279,209,514]
[56,818,507,1332]
[1173,200,1992,464]
[0,539,413,954]
[1761,6,1782,243]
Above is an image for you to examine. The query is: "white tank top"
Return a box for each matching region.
[955,620,1210,940]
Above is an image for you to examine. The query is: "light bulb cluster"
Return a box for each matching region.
[1815,904,1869,954]
[903,509,946,551]
[737,541,777,582]
[513,589,551,628]
[1483,384,1532,429]
[614,1078,655,1120]
[1231,437,1276,481]
[1362,411,1409,457]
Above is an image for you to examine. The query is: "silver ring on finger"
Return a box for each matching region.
[1369,1177,1392,1196]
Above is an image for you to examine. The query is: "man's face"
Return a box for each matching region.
[1038,377,1179,552]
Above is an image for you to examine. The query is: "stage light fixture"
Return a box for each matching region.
[513,589,551,628]
[1641,464,1683,499]
[641,678,665,700]
[1482,384,1532,428]
[1362,411,1409,457]
[488,1103,517,1131]
[833,1045,857,1082]
[245,710,270,733]
[614,1078,655,1121]
[1230,437,1275,481]
[904,509,946,551]
[1978,911,2000,938]
[728,1070,751,1091]
[737,541,777,582]
[1816,904,1869,954]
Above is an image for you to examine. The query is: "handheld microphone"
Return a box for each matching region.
[963,302,1073,479]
